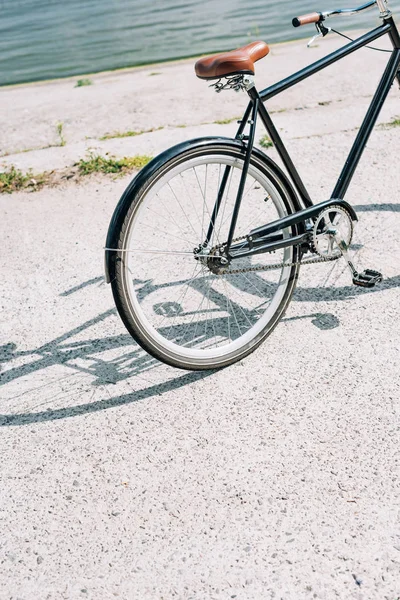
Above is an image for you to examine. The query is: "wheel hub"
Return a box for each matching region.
[207,248,231,274]
[193,244,231,274]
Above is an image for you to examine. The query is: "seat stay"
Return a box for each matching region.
[225,98,259,251]
[203,164,232,248]
[203,102,253,248]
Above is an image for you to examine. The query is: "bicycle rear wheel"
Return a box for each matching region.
[109,141,300,370]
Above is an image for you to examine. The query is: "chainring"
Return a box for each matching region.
[312,205,353,259]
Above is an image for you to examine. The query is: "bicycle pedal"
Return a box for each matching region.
[352,269,383,288]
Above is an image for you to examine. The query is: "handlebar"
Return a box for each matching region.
[292,0,390,28]
[292,12,325,27]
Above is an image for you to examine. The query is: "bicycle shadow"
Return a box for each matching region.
[0,303,333,429]
[0,307,215,427]
[1,200,397,427]
[353,203,400,213]
[2,218,399,428]
[0,368,209,428]
[2,267,398,428]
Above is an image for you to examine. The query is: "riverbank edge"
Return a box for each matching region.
[0,30,366,91]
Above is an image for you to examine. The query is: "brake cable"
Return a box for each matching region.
[331,27,392,52]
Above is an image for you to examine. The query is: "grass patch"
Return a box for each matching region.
[149,72,161,76]
[259,134,273,149]
[100,126,163,141]
[378,116,400,130]
[0,153,153,194]
[386,116,400,128]
[3,123,67,156]
[271,108,287,114]
[0,166,45,194]
[76,153,152,176]
[57,122,66,147]
[213,116,240,125]
[0,166,30,193]
[75,78,93,87]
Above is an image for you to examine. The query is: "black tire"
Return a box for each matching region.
[108,139,300,370]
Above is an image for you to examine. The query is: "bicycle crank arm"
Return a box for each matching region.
[248,198,358,241]
[334,234,383,288]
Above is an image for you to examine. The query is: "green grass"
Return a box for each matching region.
[213,116,240,125]
[378,116,400,130]
[75,78,93,88]
[386,117,400,127]
[0,166,30,193]
[57,122,66,146]
[0,166,45,194]
[76,153,152,176]
[149,72,161,76]
[2,124,68,156]
[259,134,273,149]
[0,153,153,194]
[100,126,163,141]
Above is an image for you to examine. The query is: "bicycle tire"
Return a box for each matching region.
[107,139,300,370]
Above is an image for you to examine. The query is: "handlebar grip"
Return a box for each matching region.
[292,12,322,27]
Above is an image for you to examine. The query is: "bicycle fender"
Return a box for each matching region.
[104,136,303,284]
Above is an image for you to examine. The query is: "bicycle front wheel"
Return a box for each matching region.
[110,141,299,370]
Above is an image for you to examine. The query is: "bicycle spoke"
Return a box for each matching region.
[115,249,196,256]
[179,172,203,238]
[138,219,198,247]
[215,165,235,247]
[144,201,197,247]
[167,181,198,241]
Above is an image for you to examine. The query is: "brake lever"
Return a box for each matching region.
[307,22,331,48]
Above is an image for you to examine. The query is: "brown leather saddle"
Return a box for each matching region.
[195,41,269,81]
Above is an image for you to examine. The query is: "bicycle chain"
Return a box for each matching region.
[208,235,339,275]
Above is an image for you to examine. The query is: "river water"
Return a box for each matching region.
[0,0,392,86]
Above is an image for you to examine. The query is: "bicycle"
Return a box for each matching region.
[104,0,400,371]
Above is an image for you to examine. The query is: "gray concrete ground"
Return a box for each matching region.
[0,33,399,599]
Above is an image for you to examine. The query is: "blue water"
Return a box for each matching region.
[0,0,393,86]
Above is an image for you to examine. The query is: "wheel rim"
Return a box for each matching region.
[120,151,296,364]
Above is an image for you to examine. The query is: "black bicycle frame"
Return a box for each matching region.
[209,15,400,260]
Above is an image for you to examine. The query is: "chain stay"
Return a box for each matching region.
[209,235,339,275]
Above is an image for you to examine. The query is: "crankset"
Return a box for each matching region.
[313,205,383,288]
